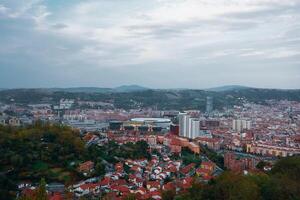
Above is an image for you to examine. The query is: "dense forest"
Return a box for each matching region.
[0,124,150,199]
[1,88,300,111]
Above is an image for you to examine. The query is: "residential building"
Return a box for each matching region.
[232,119,251,132]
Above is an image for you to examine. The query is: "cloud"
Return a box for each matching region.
[0,0,299,88]
[51,23,68,30]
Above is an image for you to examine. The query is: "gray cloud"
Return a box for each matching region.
[0,0,299,89]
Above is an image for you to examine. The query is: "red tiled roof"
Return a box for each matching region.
[201,161,215,169]
[163,182,175,191]
[149,191,162,199]
[131,165,140,171]
[99,177,110,186]
[114,179,127,186]
[180,163,196,174]
[78,161,94,171]
[182,177,193,189]
[136,187,147,194]
[79,183,100,190]
[118,185,130,193]
[196,168,212,175]
[21,188,35,198]
[136,177,143,183]
[49,193,63,200]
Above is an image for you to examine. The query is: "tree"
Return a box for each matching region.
[212,172,261,200]
[123,194,136,200]
[95,162,105,176]
[0,174,16,200]
[256,161,267,170]
[162,190,176,200]
[35,178,47,200]
[261,156,300,200]
[270,156,300,181]
[10,154,23,167]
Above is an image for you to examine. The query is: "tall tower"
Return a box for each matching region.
[179,113,200,139]
[178,113,189,137]
[206,96,213,114]
[190,118,200,139]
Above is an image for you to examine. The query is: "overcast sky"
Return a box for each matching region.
[0,0,299,89]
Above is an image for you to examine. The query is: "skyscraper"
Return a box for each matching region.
[206,96,213,114]
[178,113,189,137]
[178,113,200,138]
[190,118,200,139]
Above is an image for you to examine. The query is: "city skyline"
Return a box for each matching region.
[0,0,300,89]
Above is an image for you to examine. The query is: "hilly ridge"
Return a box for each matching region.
[0,86,300,111]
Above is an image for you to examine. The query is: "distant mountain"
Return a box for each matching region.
[40,85,149,93]
[0,85,149,94]
[206,85,250,92]
[113,85,149,92]
[48,87,113,93]
[0,87,299,110]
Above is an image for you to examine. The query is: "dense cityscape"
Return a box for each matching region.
[1,87,300,199]
[1,0,300,199]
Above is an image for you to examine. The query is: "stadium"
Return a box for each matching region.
[109,118,171,132]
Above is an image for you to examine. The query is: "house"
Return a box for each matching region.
[21,188,36,199]
[77,161,94,173]
[74,183,100,197]
[115,162,124,172]
[113,179,127,186]
[135,177,144,187]
[180,163,196,175]
[153,166,162,174]
[8,117,21,126]
[196,168,212,177]
[49,193,63,200]
[99,177,110,188]
[200,161,215,172]
[188,142,200,154]
[224,152,258,172]
[149,191,162,200]
[111,185,130,196]
[162,182,176,191]
[110,173,120,181]
[146,181,161,191]
[196,138,221,151]
[131,165,142,173]
[136,192,151,200]
[168,165,178,173]
[181,177,193,189]
[170,144,182,154]
[147,135,157,146]
[135,187,147,195]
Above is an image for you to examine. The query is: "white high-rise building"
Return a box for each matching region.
[190,118,200,139]
[179,113,189,137]
[232,119,251,132]
[178,113,200,138]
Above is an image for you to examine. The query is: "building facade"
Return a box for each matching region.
[232,119,251,132]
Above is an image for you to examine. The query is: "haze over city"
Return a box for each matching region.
[0,0,300,89]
